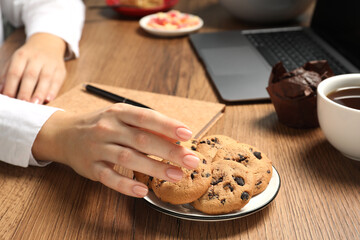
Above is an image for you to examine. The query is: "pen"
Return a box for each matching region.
[84,84,152,109]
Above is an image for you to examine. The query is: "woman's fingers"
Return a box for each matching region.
[1,33,67,103]
[109,125,199,169]
[94,161,149,198]
[100,144,184,182]
[17,61,43,101]
[112,104,193,142]
[91,104,200,169]
[44,66,66,103]
[55,103,200,198]
[1,53,27,98]
[0,61,10,93]
[30,71,53,104]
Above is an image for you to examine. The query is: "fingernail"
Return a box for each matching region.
[166,168,183,181]
[45,94,54,103]
[32,98,40,104]
[183,154,200,169]
[132,185,148,197]
[176,127,192,140]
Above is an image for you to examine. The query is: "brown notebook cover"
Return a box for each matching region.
[49,83,225,139]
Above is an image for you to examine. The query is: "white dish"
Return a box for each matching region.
[144,166,281,221]
[139,13,203,37]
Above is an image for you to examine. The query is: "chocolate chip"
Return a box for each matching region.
[233,176,245,186]
[201,171,208,178]
[237,154,247,162]
[221,199,226,205]
[214,137,219,143]
[203,159,207,164]
[253,151,262,159]
[256,181,262,186]
[206,139,211,145]
[191,140,198,144]
[191,171,198,180]
[267,170,271,174]
[149,176,153,181]
[241,192,250,201]
[191,146,197,151]
[224,157,231,160]
[175,141,180,145]
[224,183,234,192]
[208,190,219,199]
[211,176,223,185]
[200,140,206,144]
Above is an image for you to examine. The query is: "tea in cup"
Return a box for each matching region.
[317,74,360,161]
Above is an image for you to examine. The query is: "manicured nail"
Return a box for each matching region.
[45,94,54,103]
[166,168,183,181]
[132,185,148,197]
[176,127,192,140]
[32,98,40,104]
[183,154,200,169]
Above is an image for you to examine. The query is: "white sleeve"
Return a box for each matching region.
[0,94,62,167]
[1,0,85,59]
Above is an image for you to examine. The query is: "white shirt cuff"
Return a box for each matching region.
[0,94,62,167]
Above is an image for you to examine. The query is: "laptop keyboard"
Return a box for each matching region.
[245,30,348,75]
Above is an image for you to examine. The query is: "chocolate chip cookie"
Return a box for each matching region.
[213,143,272,196]
[191,160,255,214]
[151,152,212,205]
[196,135,238,161]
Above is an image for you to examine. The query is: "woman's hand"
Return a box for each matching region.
[32,104,200,198]
[0,33,67,104]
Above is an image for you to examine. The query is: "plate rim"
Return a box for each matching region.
[143,166,281,222]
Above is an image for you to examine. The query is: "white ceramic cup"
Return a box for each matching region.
[317,74,360,161]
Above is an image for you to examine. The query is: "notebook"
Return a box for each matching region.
[189,0,360,102]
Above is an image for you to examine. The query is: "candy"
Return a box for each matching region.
[147,10,201,30]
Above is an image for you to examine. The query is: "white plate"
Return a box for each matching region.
[144,166,281,221]
[139,13,203,37]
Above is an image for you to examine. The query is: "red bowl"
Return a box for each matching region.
[106,0,179,17]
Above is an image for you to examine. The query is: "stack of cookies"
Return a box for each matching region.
[134,135,273,215]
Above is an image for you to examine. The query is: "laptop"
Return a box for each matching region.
[189,0,360,102]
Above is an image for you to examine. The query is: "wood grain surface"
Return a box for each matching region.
[0,0,359,239]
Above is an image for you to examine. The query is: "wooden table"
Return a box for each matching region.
[1,1,359,239]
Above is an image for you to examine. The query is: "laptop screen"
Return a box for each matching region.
[311,0,360,69]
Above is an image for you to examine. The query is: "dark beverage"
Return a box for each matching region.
[327,86,360,110]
